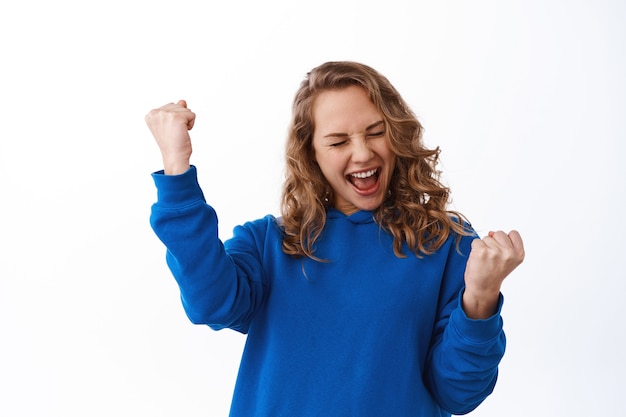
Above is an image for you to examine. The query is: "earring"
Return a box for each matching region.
[323,189,330,204]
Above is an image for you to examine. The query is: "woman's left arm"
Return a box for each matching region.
[425,230,525,414]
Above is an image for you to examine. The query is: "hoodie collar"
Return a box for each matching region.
[326,207,375,224]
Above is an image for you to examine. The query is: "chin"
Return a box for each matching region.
[356,197,385,212]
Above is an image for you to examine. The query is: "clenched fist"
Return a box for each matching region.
[462,230,525,319]
[145,100,196,175]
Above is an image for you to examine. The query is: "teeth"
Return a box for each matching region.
[350,169,377,179]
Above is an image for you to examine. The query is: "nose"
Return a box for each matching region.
[351,137,375,163]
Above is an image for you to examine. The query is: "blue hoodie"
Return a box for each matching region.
[150,166,505,417]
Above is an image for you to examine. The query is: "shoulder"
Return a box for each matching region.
[440,219,478,261]
[241,214,284,234]
[227,214,285,252]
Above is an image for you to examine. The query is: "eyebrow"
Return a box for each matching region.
[323,120,385,138]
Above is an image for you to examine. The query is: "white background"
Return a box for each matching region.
[1,1,624,416]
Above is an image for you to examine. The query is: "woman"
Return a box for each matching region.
[146,61,524,416]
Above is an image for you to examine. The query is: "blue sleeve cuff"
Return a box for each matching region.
[151,165,206,208]
[450,289,504,343]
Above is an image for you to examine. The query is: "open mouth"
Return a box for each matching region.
[347,168,380,192]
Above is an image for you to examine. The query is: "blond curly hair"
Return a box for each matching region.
[281,61,471,259]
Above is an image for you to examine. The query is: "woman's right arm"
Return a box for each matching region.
[146,102,266,333]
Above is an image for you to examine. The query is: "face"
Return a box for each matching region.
[312,86,396,215]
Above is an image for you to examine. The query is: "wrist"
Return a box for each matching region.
[162,158,191,175]
[462,288,500,320]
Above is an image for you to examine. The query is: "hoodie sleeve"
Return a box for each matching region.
[424,233,506,415]
[149,166,267,333]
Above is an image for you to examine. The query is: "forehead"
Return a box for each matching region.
[312,86,383,133]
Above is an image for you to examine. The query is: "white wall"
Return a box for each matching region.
[1,1,624,415]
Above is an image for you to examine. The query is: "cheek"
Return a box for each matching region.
[320,158,342,180]
[376,142,395,166]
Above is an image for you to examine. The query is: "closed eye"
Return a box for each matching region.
[330,140,347,147]
[367,131,385,138]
